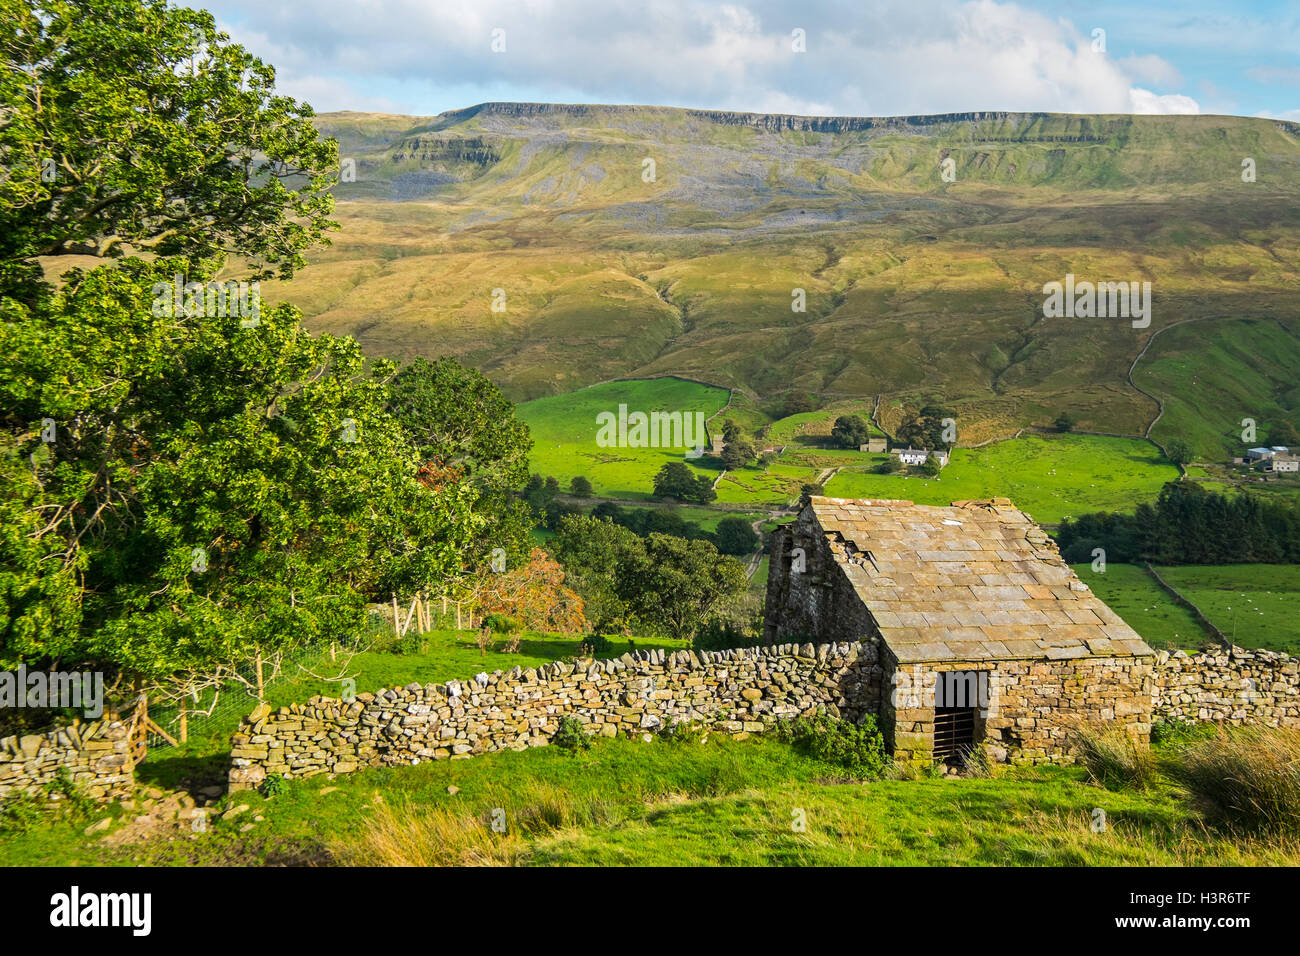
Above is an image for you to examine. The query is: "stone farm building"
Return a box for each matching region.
[764,497,1155,765]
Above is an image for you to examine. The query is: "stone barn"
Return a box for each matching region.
[764,497,1155,766]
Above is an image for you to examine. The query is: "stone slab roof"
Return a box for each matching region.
[809,496,1154,664]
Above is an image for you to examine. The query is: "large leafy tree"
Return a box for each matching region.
[830,414,871,449]
[387,356,534,572]
[551,514,644,635]
[0,0,337,286]
[1,260,481,699]
[0,0,487,709]
[617,534,748,644]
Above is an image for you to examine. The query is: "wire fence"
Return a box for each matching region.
[137,589,509,752]
[140,608,399,751]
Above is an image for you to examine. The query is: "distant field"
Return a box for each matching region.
[518,378,728,498]
[593,504,768,533]
[522,386,1182,515]
[1136,318,1300,461]
[1154,565,1300,655]
[824,434,1179,524]
[1070,563,1210,651]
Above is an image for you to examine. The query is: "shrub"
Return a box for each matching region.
[1151,717,1218,750]
[1170,726,1300,834]
[579,633,613,657]
[693,618,761,651]
[1073,722,1157,790]
[481,613,521,634]
[260,773,286,798]
[551,715,592,752]
[778,712,887,778]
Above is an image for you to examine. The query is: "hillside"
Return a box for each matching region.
[260,104,1300,450]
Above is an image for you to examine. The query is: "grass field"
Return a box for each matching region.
[518,377,728,499]
[1136,317,1300,461]
[823,434,1179,524]
[522,382,1184,517]
[1071,563,1211,651]
[1154,565,1300,655]
[7,730,1296,867]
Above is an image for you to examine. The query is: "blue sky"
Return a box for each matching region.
[202,0,1300,119]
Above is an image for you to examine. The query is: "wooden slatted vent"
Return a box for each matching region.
[933,707,976,762]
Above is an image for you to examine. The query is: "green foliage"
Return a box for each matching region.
[569,475,593,498]
[260,773,286,798]
[1165,438,1193,466]
[920,456,943,477]
[830,414,872,449]
[876,456,901,474]
[387,356,535,571]
[713,516,759,555]
[551,715,592,752]
[720,438,755,470]
[1073,722,1158,791]
[617,534,748,643]
[552,517,746,644]
[551,515,644,634]
[653,462,716,503]
[1058,481,1300,566]
[482,613,521,634]
[0,0,336,282]
[0,260,481,691]
[777,712,888,779]
[578,633,613,657]
[1169,727,1300,835]
[1054,412,1076,433]
[897,405,955,451]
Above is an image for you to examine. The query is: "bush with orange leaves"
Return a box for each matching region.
[468,548,587,634]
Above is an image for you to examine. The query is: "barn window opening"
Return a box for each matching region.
[933,670,983,763]
[933,706,976,763]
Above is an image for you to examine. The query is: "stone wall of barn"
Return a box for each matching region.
[1154,646,1300,727]
[764,512,880,646]
[0,719,135,803]
[227,642,885,791]
[885,655,1155,766]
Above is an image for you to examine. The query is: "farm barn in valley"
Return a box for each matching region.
[764,497,1155,765]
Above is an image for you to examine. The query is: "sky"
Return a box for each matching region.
[201,0,1300,120]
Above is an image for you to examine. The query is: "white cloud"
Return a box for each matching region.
[1119,54,1183,89]
[205,0,1203,117]
[1129,88,1200,115]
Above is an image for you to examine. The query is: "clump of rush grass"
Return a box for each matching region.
[332,781,618,866]
[1168,725,1300,836]
[1072,721,1158,791]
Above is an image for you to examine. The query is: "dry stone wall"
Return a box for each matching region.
[0,719,134,803]
[228,642,883,791]
[888,655,1155,765]
[1155,646,1300,726]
